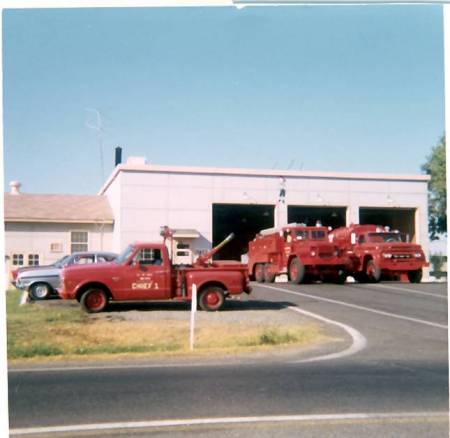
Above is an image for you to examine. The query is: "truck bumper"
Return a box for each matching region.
[378,260,427,271]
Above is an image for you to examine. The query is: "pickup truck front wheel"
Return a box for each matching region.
[81,289,108,313]
[199,286,225,311]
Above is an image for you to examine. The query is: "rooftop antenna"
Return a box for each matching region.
[85,107,105,183]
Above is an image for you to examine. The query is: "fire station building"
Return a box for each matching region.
[99,157,430,261]
[5,156,430,271]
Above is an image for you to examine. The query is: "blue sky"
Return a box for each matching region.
[3,5,444,195]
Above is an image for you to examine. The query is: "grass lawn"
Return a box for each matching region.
[6,289,325,363]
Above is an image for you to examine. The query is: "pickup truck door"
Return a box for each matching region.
[121,248,171,300]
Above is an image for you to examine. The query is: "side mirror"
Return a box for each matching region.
[350,233,356,245]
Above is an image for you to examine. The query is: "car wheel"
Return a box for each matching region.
[254,264,265,283]
[407,269,422,283]
[80,289,108,313]
[366,260,381,283]
[289,258,305,284]
[199,286,225,311]
[29,283,52,300]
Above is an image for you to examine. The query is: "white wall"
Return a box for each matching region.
[5,222,114,268]
[105,169,429,257]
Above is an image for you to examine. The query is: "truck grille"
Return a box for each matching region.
[392,254,411,259]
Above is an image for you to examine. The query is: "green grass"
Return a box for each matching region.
[6,289,325,362]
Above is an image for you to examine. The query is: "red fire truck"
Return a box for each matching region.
[58,229,251,313]
[329,224,428,283]
[247,224,350,284]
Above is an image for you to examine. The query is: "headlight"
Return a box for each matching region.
[382,253,392,259]
[310,251,316,257]
[414,253,423,258]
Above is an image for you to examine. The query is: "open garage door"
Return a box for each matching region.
[359,208,416,242]
[288,206,347,229]
[213,204,274,260]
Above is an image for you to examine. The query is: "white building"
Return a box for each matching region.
[5,159,431,271]
[99,159,430,261]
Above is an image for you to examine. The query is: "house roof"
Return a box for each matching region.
[4,194,114,224]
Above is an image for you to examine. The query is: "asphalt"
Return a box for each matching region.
[8,281,449,437]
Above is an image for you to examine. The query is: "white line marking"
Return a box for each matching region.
[9,411,447,435]
[287,306,367,363]
[366,283,447,299]
[261,285,448,330]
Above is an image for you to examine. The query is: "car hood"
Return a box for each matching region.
[18,267,61,279]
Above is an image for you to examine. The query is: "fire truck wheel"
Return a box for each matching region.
[334,270,348,284]
[289,258,305,284]
[81,289,109,313]
[254,264,265,283]
[199,286,225,311]
[365,260,381,283]
[264,264,276,283]
[407,269,423,283]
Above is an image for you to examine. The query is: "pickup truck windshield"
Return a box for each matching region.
[367,232,403,243]
[115,245,135,264]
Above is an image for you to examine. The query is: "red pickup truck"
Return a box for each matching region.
[59,234,251,313]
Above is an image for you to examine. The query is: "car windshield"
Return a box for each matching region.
[53,255,71,268]
[115,245,135,264]
[367,232,403,243]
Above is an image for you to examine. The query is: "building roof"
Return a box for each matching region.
[4,194,114,224]
[98,162,430,195]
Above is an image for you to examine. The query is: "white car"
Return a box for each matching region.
[16,252,117,300]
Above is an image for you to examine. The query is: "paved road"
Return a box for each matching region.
[8,281,448,437]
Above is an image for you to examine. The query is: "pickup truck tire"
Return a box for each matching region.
[289,258,305,284]
[254,264,265,283]
[199,286,225,311]
[29,283,52,300]
[264,264,276,283]
[407,269,422,283]
[366,260,381,283]
[81,289,108,313]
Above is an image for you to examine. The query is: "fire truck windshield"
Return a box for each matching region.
[367,232,403,243]
[294,230,326,240]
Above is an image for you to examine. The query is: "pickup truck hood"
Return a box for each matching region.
[63,261,117,276]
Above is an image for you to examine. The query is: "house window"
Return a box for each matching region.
[71,231,88,253]
[12,254,24,266]
[28,254,40,266]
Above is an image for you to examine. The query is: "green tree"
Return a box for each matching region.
[421,136,447,240]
